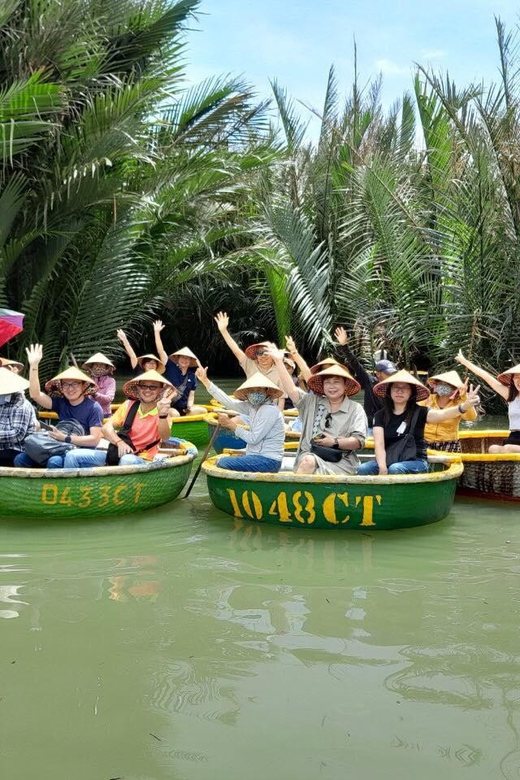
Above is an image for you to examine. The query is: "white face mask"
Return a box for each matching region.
[0,393,12,405]
[435,382,453,397]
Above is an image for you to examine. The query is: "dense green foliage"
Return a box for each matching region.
[2,3,520,386]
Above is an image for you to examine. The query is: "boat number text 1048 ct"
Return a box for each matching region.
[226,488,382,526]
[40,482,145,508]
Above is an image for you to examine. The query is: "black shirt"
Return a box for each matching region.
[373,404,429,459]
[335,345,381,426]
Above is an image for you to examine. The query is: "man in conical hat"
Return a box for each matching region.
[213,312,286,410]
[422,369,478,453]
[0,367,37,466]
[153,321,206,416]
[196,366,285,472]
[63,370,176,468]
[13,344,104,468]
[82,352,116,417]
[334,326,397,428]
[268,347,368,476]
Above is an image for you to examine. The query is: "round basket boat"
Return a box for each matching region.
[202,456,463,530]
[204,413,247,453]
[169,414,210,449]
[435,429,520,501]
[0,440,197,519]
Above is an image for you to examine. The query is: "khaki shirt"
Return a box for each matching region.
[295,391,367,475]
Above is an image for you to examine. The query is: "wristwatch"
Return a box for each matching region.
[158,414,168,419]
[65,435,72,444]
[332,437,339,449]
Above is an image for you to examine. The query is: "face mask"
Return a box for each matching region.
[0,393,12,405]
[247,391,268,406]
[89,364,109,377]
[435,383,453,397]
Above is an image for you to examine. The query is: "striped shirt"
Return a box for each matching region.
[0,395,38,452]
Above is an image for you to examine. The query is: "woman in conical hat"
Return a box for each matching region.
[13,345,104,469]
[196,365,285,473]
[82,353,116,417]
[357,368,480,476]
[0,357,24,374]
[63,370,177,469]
[0,367,37,466]
[116,329,165,375]
[456,351,520,452]
[268,348,368,476]
[423,369,478,453]
[213,312,286,410]
[152,321,206,416]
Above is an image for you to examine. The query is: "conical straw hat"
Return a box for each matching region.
[307,365,361,397]
[310,357,342,374]
[0,357,24,371]
[82,352,115,371]
[234,371,283,401]
[283,355,296,370]
[497,364,520,386]
[45,366,96,396]
[122,370,174,401]
[244,341,275,360]
[373,369,430,401]
[168,346,198,368]
[136,354,165,374]
[0,367,29,394]
[429,370,464,389]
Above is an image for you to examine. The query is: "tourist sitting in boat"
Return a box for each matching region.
[153,320,206,416]
[14,345,104,468]
[358,370,480,475]
[422,370,478,453]
[0,367,37,466]
[195,365,285,472]
[0,358,24,374]
[269,348,367,475]
[63,370,176,468]
[456,351,520,453]
[214,311,285,410]
[334,326,398,429]
[82,353,116,417]
[116,329,165,375]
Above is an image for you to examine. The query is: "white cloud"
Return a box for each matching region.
[375,59,410,76]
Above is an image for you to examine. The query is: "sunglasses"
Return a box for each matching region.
[255,350,268,356]
[61,381,82,389]
[139,383,162,390]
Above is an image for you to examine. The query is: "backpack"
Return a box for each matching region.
[106,401,161,466]
[24,420,85,466]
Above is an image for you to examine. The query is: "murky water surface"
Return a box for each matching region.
[2,393,519,779]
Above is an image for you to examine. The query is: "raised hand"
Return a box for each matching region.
[455,349,468,366]
[214,311,229,332]
[157,387,174,416]
[153,320,165,333]
[463,384,481,409]
[286,335,298,355]
[334,326,348,346]
[195,365,209,386]
[265,346,286,362]
[116,329,128,343]
[26,343,43,366]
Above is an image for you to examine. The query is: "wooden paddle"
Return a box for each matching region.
[183,424,221,498]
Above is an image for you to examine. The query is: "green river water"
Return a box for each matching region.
[1,386,519,779]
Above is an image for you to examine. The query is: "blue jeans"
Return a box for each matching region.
[63,450,147,468]
[13,452,64,469]
[217,455,282,473]
[358,459,429,475]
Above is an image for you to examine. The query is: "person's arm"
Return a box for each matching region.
[117,329,138,370]
[286,336,312,381]
[153,320,169,367]
[373,426,388,476]
[50,425,102,448]
[455,350,508,400]
[186,389,196,412]
[334,327,372,390]
[229,407,277,445]
[195,366,250,414]
[102,416,134,458]
[426,384,481,423]
[214,312,246,364]
[266,347,300,405]
[25,344,53,409]
[156,389,176,441]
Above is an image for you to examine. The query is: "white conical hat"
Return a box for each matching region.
[82,352,115,370]
[234,371,283,400]
[136,354,165,374]
[307,365,361,397]
[373,369,430,401]
[0,367,29,394]
[429,370,464,389]
[45,366,96,395]
[122,370,174,400]
[310,357,343,374]
[169,346,198,368]
[0,357,24,371]
[498,364,520,386]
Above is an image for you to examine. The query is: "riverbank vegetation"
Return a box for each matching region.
[1,2,519,386]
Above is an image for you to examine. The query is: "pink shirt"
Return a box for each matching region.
[93,375,116,416]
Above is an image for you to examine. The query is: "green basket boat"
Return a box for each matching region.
[202,456,463,530]
[0,445,196,519]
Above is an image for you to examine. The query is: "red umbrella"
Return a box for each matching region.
[0,308,24,347]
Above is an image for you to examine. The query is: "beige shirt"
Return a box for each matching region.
[239,356,286,397]
[295,391,368,475]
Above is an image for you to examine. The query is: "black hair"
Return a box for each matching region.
[383,383,417,425]
[508,379,520,402]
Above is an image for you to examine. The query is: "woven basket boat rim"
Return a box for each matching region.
[0,452,195,479]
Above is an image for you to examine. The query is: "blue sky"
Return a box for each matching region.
[185,0,520,135]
